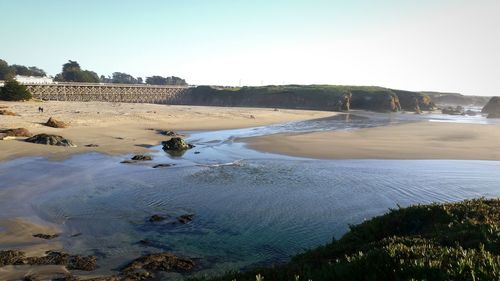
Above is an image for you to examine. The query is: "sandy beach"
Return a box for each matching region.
[0,101,335,162]
[248,121,500,160]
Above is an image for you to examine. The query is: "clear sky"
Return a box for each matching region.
[1,0,499,95]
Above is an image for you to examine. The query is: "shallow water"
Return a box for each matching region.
[0,111,499,278]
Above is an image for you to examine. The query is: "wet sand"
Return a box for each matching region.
[247,122,500,160]
[0,219,68,280]
[0,219,61,256]
[0,101,335,161]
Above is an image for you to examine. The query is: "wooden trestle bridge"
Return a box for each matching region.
[21,82,191,104]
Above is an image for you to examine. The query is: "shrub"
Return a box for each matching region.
[0,80,32,101]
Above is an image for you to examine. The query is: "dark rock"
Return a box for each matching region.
[194,151,200,154]
[68,254,97,271]
[152,163,175,168]
[0,128,32,138]
[33,233,60,240]
[162,137,194,151]
[122,252,195,273]
[131,155,153,161]
[53,275,118,281]
[25,134,76,147]
[45,117,68,128]
[0,250,25,266]
[120,270,153,280]
[121,160,136,164]
[1,250,96,271]
[23,276,41,281]
[85,144,99,147]
[51,276,80,281]
[149,215,166,222]
[487,113,500,119]
[177,214,194,224]
[465,110,477,116]
[441,106,465,115]
[483,97,500,117]
[156,130,181,137]
[0,109,18,116]
[26,251,97,271]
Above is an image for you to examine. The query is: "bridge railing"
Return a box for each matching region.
[23,82,189,88]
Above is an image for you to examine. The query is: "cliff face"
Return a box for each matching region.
[424,92,490,107]
[482,97,500,118]
[179,85,431,113]
[392,90,434,111]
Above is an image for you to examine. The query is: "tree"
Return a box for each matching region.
[11,65,31,76]
[11,64,47,77]
[112,72,138,84]
[146,75,167,85]
[28,66,46,77]
[55,60,99,83]
[62,60,81,73]
[0,80,32,101]
[0,59,15,80]
[146,75,187,86]
[1,59,47,79]
[77,70,100,83]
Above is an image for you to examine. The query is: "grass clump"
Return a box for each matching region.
[190,198,499,281]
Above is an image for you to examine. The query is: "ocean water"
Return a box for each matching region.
[0,111,499,278]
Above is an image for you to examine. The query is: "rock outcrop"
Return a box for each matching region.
[45,117,68,128]
[177,214,194,224]
[441,106,465,115]
[0,250,96,271]
[131,155,153,161]
[339,92,352,111]
[482,97,500,118]
[33,233,60,240]
[25,134,76,147]
[149,215,166,222]
[0,128,32,139]
[0,109,18,116]
[392,90,434,112]
[162,137,194,151]
[122,252,195,273]
[180,85,432,113]
[157,130,183,137]
[425,92,490,107]
[152,163,175,168]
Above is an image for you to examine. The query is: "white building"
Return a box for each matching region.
[14,75,54,84]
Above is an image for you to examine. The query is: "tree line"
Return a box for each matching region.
[0,59,46,80]
[0,59,187,86]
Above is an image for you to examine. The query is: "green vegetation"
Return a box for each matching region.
[187,85,433,112]
[146,75,187,86]
[191,198,499,281]
[54,60,100,83]
[111,72,142,84]
[0,59,47,80]
[0,80,32,101]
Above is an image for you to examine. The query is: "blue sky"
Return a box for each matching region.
[1,0,499,95]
